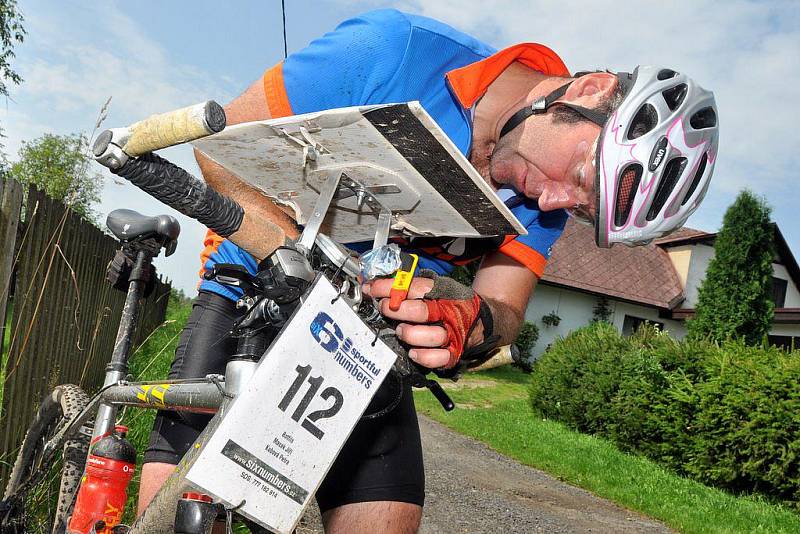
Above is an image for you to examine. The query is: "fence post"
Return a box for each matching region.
[0,177,23,354]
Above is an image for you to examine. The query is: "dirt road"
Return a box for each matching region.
[296,415,672,533]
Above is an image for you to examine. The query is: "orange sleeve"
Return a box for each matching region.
[497,239,547,278]
[262,62,294,118]
[197,230,227,285]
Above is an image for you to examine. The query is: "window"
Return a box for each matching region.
[622,315,664,336]
[770,277,788,308]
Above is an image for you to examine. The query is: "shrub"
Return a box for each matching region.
[685,343,800,503]
[592,296,613,323]
[514,321,539,359]
[606,330,707,471]
[541,311,561,327]
[529,322,800,506]
[529,322,629,434]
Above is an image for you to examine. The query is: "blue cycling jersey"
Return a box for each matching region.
[200,9,569,300]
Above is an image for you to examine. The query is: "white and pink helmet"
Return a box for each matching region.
[594,67,719,247]
[498,65,719,248]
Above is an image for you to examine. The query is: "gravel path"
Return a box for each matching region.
[296,415,672,533]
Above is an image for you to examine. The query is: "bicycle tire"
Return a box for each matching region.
[1,384,92,534]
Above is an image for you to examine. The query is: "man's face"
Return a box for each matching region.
[489,111,600,217]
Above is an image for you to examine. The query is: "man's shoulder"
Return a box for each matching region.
[350,9,494,58]
[339,9,413,46]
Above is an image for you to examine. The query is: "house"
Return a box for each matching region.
[525,220,800,358]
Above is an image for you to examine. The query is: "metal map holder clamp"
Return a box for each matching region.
[290,125,395,256]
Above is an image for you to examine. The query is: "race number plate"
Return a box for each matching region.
[185,276,397,533]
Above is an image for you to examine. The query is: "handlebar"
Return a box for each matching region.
[93,101,289,261]
[108,100,226,157]
[97,144,287,261]
[112,152,243,236]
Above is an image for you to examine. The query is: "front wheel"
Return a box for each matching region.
[1,384,92,534]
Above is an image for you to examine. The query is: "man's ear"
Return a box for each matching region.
[562,72,617,108]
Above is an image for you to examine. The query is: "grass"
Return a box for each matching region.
[118,296,192,525]
[0,298,191,532]
[413,366,800,534]
[0,303,12,404]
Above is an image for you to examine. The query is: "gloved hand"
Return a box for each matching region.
[363,270,498,370]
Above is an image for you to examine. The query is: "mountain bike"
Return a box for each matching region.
[2,100,518,533]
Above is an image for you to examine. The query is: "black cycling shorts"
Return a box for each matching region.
[144,290,425,511]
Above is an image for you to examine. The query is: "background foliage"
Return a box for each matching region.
[529,322,800,507]
[688,190,776,344]
[0,0,24,99]
[0,0,26,158]
[514,320,539,359]
[9,133,102,223]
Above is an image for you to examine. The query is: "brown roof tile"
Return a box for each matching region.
[653,226,713,246]
[541,220,685,309]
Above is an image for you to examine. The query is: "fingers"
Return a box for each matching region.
[361,276,452,369]
[377,298,429,323]
[362,277,433,300]
[397,324,451,368]
[408,348,451,368]
[396,323,448,348]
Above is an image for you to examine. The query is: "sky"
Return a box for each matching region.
[2,0,799,293]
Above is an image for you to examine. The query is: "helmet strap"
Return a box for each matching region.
[498,81,610,139]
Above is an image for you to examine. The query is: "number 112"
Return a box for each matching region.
[278,364,344,440]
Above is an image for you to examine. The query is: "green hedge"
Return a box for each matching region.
[529,323,800,507]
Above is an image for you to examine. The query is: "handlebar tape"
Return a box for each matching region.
[122,101,226,157]
[112,152,244,238]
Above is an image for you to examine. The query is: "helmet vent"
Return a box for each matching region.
[690,107,717,129]
[647,157,687,221]
[681,153,708,206]
[627,104,658,140]
[615,164,642,227]
[657,69,678,80]
[662,84,687,111]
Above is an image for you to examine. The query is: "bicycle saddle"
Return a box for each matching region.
[106,209,180,256]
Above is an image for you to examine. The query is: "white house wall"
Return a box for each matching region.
[772,263,800,307]
[683,243,715,307]
[682,244,800,309]
[525,285,685,359]
[769,323,800,338]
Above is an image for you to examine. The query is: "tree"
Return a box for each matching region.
[688,190,775,345]
[10,133,102,222]
[0,0,25,98]
[0,0,26,156]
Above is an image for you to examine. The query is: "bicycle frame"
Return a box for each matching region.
[41,239,263,533]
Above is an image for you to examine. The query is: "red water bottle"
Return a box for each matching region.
[68,425,136,533]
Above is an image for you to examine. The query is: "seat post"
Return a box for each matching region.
[92,248,154,441]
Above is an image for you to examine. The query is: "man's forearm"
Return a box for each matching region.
[194,148,300,240]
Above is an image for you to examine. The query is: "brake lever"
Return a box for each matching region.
[203,263,261,296]
[366,309,455,412]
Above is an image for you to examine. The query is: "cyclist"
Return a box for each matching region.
[138,9,718,533]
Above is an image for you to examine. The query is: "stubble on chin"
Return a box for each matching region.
[487,145,517,189]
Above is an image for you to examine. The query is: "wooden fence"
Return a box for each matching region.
[0,179,171,485]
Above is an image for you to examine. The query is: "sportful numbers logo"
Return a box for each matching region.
[309,312,383,390]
